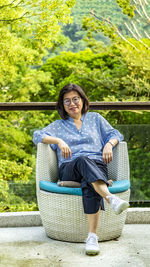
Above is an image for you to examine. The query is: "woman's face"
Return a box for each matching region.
[63,90,83,119]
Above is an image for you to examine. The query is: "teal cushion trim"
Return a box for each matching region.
[109,180,130,194]
[40,181,82,196]
[40,179,130,196]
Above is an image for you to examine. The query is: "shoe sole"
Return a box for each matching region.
[115,202,129,215]
[86,250,100,256]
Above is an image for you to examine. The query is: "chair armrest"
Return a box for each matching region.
[107,141,130,181]
[36,141,130,190]
[36,143,58,189]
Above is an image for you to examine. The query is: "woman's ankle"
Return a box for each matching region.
[105,194,113,203]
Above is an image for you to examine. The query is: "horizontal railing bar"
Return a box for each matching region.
[130,200,150,203]
[0,102,150,111]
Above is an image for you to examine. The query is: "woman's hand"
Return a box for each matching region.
[57,139,71,159]
[102,143,113,164]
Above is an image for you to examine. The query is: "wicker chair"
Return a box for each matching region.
[36,141,130,242]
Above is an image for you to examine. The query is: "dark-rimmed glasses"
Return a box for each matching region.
[63,96,81,106]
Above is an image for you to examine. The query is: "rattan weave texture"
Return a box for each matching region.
[36,142,130,242]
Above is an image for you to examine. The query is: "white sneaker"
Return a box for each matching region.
[85,232,100,255]
[106,195,129,215]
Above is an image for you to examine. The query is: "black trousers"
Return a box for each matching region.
[59,156,109,214]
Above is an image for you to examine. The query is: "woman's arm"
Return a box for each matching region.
[42,136,61,145]
[102,138,118,164]
[42,136,71,159]
[107,138,119,147]
[96,113,123,164]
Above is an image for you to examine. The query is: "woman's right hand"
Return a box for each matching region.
[57,139,71,159]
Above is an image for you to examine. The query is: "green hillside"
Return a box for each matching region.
[61,0,150,52]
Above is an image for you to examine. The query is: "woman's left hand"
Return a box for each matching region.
[102,143,113,164]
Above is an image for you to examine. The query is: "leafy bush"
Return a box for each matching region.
[0,159,32,183]
[40,46,150,102]
[0,179,38,212]
[129,149,150,201]
[116,124,150,203]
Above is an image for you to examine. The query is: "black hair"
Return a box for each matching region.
[56,84,89,119]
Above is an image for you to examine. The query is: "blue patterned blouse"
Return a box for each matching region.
[33,112,123,167]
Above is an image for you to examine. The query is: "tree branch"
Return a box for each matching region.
[0,0,17,9]
[138,0,150,21]
[125,21,150,49]
[0,12,28,22]
[124,22,139,39]
[144,31,150,39]
[12,0,24,8]
[143,0,148,5]
[90,11,139,51]
[132,0,137,4]
[135,6,144,18]
[131,21,142,39]
[132,21,150,49]
[133,0,144,18]
[115,28,139,51]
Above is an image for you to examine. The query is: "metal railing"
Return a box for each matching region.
[0,101,150,207]
[0,101,150,111]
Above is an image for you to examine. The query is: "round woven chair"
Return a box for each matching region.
[36,141,130,242]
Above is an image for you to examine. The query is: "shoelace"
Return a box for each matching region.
[111,196,121,208]
[86,235,98,245]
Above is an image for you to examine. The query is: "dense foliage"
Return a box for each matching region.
[58,0,150,52]
[0,0,150,212]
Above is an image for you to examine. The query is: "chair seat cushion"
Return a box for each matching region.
[40,179,130,196]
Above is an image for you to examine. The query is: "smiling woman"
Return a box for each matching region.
[33,83,129,256]
[56,84,89,120]
[63,91,83,121]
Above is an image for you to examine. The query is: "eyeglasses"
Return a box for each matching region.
[63,96,81,106]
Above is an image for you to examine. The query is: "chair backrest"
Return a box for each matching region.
[36,141,130,188]
[36,143,58,189]
[107,141,130,181]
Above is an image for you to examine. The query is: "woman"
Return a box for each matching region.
[33,84,129,256]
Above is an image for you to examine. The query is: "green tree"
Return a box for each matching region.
[41,44,150,101]
[55,0,150,53]
[0,0,75,87]
[0,0,76,212]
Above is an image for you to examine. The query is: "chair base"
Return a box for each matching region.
[38,189,130,243]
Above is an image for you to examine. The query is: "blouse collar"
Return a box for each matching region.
[68,113,86,122]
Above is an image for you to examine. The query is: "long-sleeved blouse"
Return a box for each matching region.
[33,112,124,167]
